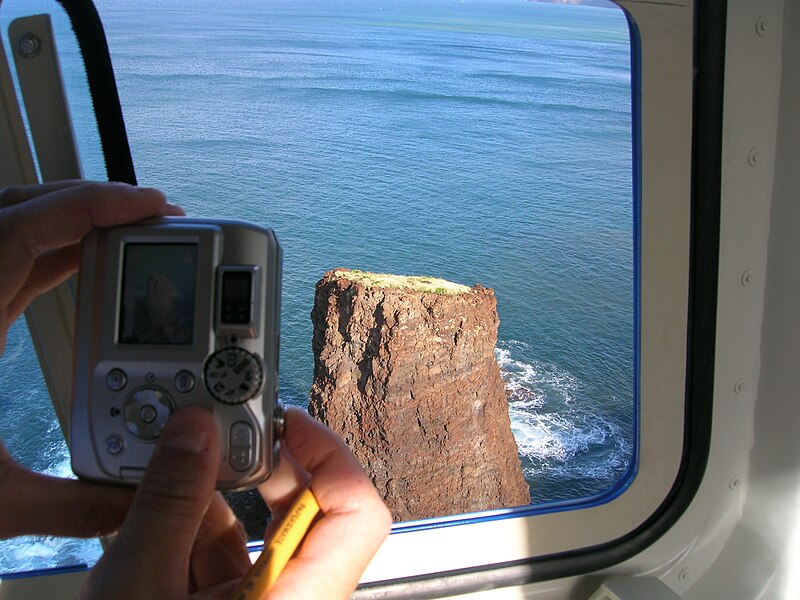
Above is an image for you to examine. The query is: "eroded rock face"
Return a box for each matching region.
[308,269,530,521]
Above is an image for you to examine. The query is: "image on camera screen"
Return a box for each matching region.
[118,243,198,345]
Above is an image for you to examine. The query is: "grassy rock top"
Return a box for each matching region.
[332,269,471,295]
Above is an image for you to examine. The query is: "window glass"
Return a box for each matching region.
[0,319,104,574]
[0,0,107,181]
[103,0,635,505]
[0,0,106,574]
[0,0,633,574]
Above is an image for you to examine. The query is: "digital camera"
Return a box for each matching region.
[70,217,282,490]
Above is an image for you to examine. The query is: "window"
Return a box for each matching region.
[0,320,105,575]
[100,0,635,508]
[0,0,705,592]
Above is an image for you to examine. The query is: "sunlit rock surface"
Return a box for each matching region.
[309,269,530,521]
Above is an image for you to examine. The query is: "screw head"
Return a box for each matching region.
[17,32,41,59]
[747,147,760,167]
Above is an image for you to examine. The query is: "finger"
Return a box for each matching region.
[0,442,133,540]
[82,406,220,599]
[0,180,87,208]
[189,493,251,592]
[258,444,310,514]
[0,181,182,310]
[5,245,79,329]
[1,182,178,250]
[0,180,183,215]
[254,447,312,546]
[268,408,383,517]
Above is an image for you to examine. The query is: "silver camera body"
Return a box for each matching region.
[70,217,282,490]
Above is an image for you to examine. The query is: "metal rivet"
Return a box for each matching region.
[741,269,753,287]
[729,477,742,491]
[755,17,769,36]
[679,568,690,582]
[17,32,42,59]
[734,379,746,395]
[747,147,760,167]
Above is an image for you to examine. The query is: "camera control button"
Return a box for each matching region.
[124,387,174,440]
[230,447,254,472]
[229,422,255,472]
[105,434,125,455]
[230,421,253,446]
[174,370,195,393]
[106,369,127,391]
[138,404,158,424]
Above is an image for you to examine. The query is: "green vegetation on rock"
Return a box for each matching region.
[334,269,470,295]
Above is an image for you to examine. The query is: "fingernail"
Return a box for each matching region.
[129,184,158,194]
[164,202,186,216]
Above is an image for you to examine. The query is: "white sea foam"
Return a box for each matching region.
[497,340,633,492]
[0,535,101,575]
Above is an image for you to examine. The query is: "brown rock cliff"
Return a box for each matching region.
[308,269,530,521]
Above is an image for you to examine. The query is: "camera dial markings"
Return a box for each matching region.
[204,347,264,405]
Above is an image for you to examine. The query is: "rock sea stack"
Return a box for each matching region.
[308,269,530,521]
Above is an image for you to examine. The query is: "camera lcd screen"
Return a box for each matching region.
[118,243,198,345]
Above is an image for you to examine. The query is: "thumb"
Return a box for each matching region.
[81,406,220,599]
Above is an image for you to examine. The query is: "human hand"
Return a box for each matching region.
[0,180,183,540]
[257,407,393,599]
[0,180,183,353]
[79,407,392,599]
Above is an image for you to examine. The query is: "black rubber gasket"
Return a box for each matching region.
[58,0,137,185]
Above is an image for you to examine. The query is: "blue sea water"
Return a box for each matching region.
[0,0,633,573]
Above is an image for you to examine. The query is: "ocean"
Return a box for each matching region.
[0,0,633,573]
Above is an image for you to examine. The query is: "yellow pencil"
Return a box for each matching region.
[231,486,321,600]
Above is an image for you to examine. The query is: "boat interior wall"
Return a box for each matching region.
[682,0,800,596]
[580,0,798,597]
[561,0,799,598]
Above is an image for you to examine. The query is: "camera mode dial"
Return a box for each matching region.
[204,347,264,405]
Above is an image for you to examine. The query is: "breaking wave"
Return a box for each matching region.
[496,340,633,503]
